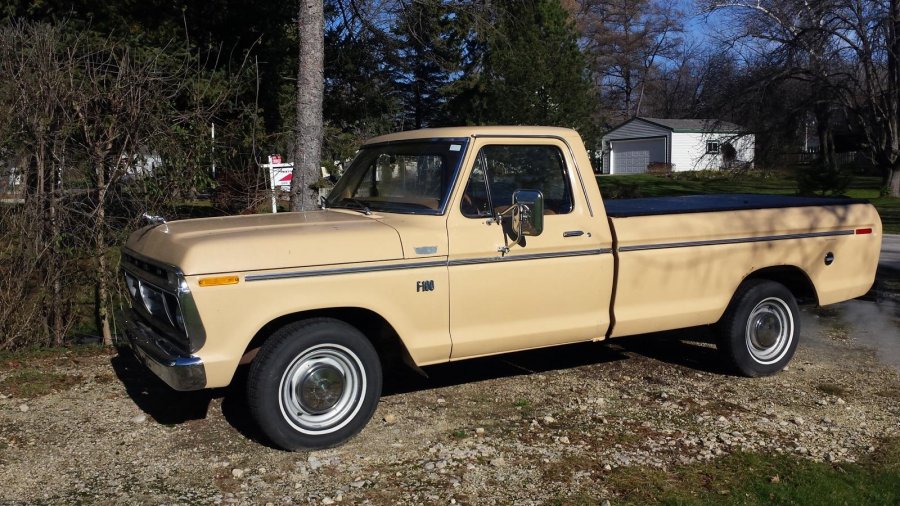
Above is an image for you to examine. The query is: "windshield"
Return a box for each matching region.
[326,139,469,215]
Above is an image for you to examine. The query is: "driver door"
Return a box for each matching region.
[447,138,613,359]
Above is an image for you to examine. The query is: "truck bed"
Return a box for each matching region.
[604,194,868,218]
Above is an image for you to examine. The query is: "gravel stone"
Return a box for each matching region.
[0,304,896,504]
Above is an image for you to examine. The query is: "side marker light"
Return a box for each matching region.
[198,276,240,287]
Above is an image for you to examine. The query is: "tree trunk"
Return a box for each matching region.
[890,161,900,197]
[49,158,63,346]
[94,159,113,346]
[888,0,900,196]
[290,0,325,212]
[813,103,835,170]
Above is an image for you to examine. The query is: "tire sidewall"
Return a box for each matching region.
[722,281,800,377]
[248,319,382,451]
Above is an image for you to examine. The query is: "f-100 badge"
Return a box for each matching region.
[416,280,435,292]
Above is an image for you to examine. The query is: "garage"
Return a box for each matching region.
[602,118,754,174]
[610,137,667,174]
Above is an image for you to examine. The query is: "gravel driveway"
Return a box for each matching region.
[1,298,898,505]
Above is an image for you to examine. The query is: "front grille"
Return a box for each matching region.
[124,272,181,328]
[122,252,176,288]
[122,257,190,352]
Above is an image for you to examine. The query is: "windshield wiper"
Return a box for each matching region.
[334,198,372,215]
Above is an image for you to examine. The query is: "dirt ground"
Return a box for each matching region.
[1,288,898,505]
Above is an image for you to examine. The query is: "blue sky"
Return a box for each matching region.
[680,0,732,48]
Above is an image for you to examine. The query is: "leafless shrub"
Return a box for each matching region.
[0,21,234,349]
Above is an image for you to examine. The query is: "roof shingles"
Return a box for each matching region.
[637,117,745,133]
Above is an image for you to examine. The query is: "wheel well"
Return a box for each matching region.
[240,308,413,372]
[744,266,818,305]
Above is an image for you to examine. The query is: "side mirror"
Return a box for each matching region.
[512,189,544,237]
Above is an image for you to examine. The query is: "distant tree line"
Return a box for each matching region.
[1,0,898,349]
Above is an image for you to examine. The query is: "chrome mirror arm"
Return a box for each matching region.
[494,203,529,256]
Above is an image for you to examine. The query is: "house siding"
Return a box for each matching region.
[671,132,709,171]
[670,132,755,171]
[601,118,755,174]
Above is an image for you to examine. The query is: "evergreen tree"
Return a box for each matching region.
[391,0,463,129]
[451,0,598,141]
[323,26,400,133]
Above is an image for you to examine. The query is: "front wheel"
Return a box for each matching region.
[247,318,382,450]
[716,279,800,377]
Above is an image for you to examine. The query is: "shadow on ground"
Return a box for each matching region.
[111,349,269,445]
[111,326,731,445]
[382,327,728,397]
[110,350,216,424]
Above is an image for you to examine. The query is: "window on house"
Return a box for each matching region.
[706,140,720,154]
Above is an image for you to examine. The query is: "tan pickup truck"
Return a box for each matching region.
[120,126,882,450]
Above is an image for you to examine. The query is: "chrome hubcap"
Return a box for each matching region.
[752,312,780,348]
[745,297,793,365]
[279,344,366,435]
[298,364,344,414]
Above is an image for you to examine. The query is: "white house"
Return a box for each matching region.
[601,117,755,174]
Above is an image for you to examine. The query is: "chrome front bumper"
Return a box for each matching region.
[119,311,207,391]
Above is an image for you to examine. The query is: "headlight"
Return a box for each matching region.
[124,272,138,298]
[164,292,184,330]
[139,282,166,317]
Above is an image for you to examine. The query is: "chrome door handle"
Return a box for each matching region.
[563,230,584,237]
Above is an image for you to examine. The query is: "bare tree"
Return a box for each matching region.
[0,22,75,346]
[0,22,230,349]
[291,0,326,212]
[827,0,900,196]
[576,0,684,122]
[641,41,718,117]
[706,0,900,195]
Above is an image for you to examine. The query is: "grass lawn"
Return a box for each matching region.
[596,174,900,234]
[591,439,900,505]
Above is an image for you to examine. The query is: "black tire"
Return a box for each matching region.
[247,318,382,450]
[716,279,800,377]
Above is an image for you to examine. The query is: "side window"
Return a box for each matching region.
[461,144,573,218]
[460,157,492,217]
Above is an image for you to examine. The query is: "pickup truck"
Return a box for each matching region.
[120,126,882,450]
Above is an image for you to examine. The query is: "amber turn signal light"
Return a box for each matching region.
[198,275,240,287]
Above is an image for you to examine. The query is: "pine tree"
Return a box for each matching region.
[391,0,464,129]
[451,0,598,140]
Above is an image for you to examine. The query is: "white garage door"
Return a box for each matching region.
[611,138,666,174]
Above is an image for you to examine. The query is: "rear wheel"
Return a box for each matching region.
[717,280,800,377]
[247,318,382,450]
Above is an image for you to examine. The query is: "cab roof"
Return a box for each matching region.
[363,126,582,145]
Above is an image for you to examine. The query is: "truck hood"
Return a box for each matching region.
[125,210,403,275]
